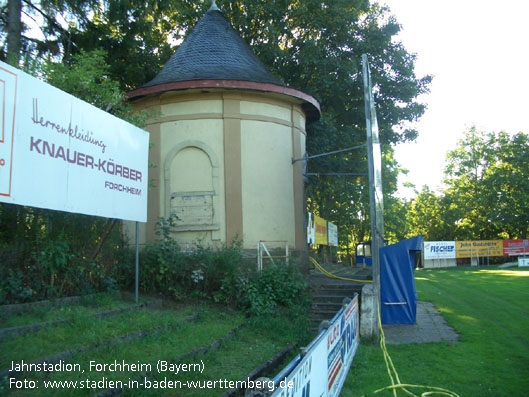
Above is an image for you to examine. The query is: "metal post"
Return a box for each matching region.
[362,54,384,338]
[135,221,139,304]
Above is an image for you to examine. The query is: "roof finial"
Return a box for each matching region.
[209,0,219,11]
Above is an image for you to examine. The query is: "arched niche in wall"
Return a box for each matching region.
[164,140,220,232]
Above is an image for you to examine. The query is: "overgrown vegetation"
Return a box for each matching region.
[0,208,129,304]
[125,217,310,317]
[0,213,310,326]
[0,297,311,396]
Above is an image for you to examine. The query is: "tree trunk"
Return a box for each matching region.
[91,219,118,261]
[7,0,22,65]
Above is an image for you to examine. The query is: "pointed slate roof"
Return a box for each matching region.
[128,6,320,121]
[143,9,282,87]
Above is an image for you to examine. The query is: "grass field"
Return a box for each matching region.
[343,265,529,396]
[3,266,528,396]
[0,295,309,396]
[0,293,140,329]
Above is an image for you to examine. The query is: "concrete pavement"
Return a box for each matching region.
[382,301,459,344]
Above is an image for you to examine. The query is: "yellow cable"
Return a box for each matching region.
[309,257,373,283]
[309,258,458,396]
[376,307,460,397]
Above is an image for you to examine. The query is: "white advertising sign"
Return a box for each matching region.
[272,295,359,397]
[0,61,149,222]
[519,257,529,267]
[327,222,338,247]
[423,241,456,260]
[272,332,327,397]
[307,212,316,245]
[327,296,359,397]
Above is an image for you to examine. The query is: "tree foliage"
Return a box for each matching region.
[0,0,432,267]
[407,127,529,241]
[444,127,529,239]
[1,0,99,64]
[406,186,454,241]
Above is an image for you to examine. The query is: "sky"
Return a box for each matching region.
[381,0,529,198]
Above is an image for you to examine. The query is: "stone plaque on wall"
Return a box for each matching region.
[170,192,218,230]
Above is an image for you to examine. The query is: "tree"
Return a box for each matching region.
[5,0,22,63]
[487,132,529,239]
[1,0,98,65]
[406,186,455,241]
[2,0,431,254]
[68,0,188,90]
[68,0,431,250]
[426,127,529,240]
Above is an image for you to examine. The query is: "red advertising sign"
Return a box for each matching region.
[503,240,529,256]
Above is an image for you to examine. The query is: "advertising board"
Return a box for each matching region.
[315,215,328,246]
[327,296,359,397]
[307,213,316,245]
[272,295,359,397]
[503,240,529,256]
[0,61,149,222]
[327,222,338,247]
[423,241,456,260]
[455,240,503,258]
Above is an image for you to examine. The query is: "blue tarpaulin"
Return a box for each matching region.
[380,235,423,324]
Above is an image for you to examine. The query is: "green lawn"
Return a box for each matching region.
[5,266,528,396]
[1,297,308,396]
[0,292,144,329]
[343,266,529,396]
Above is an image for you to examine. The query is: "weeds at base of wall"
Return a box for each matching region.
[1,215,312,324]
[122,217,311,318]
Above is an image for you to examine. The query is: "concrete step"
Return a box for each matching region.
[309,279,370,288]
[312,295,350,304]
[312,302,346,311]
[312,288,361,297]
[308,266,369,335]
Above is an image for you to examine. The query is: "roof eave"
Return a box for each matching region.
[127,79,321,123]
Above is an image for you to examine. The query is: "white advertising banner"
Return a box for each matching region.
[519,257,529,267]
[272,295,359,397]
[423,241,456,260]
[272,332,327,397]
[307,212,316,245]
[327,222,338,247]
[0,61,149,222]
[327,295,359,397]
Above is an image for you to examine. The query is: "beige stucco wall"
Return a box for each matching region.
[241,119,295,247]
[124,90,308,251]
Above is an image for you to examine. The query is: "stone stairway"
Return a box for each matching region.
[309,264,371,331]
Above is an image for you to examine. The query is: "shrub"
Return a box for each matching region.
[0,239,118,304]
[135,217,310,316]
[241,262,309,317]
[135,216,245,304]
